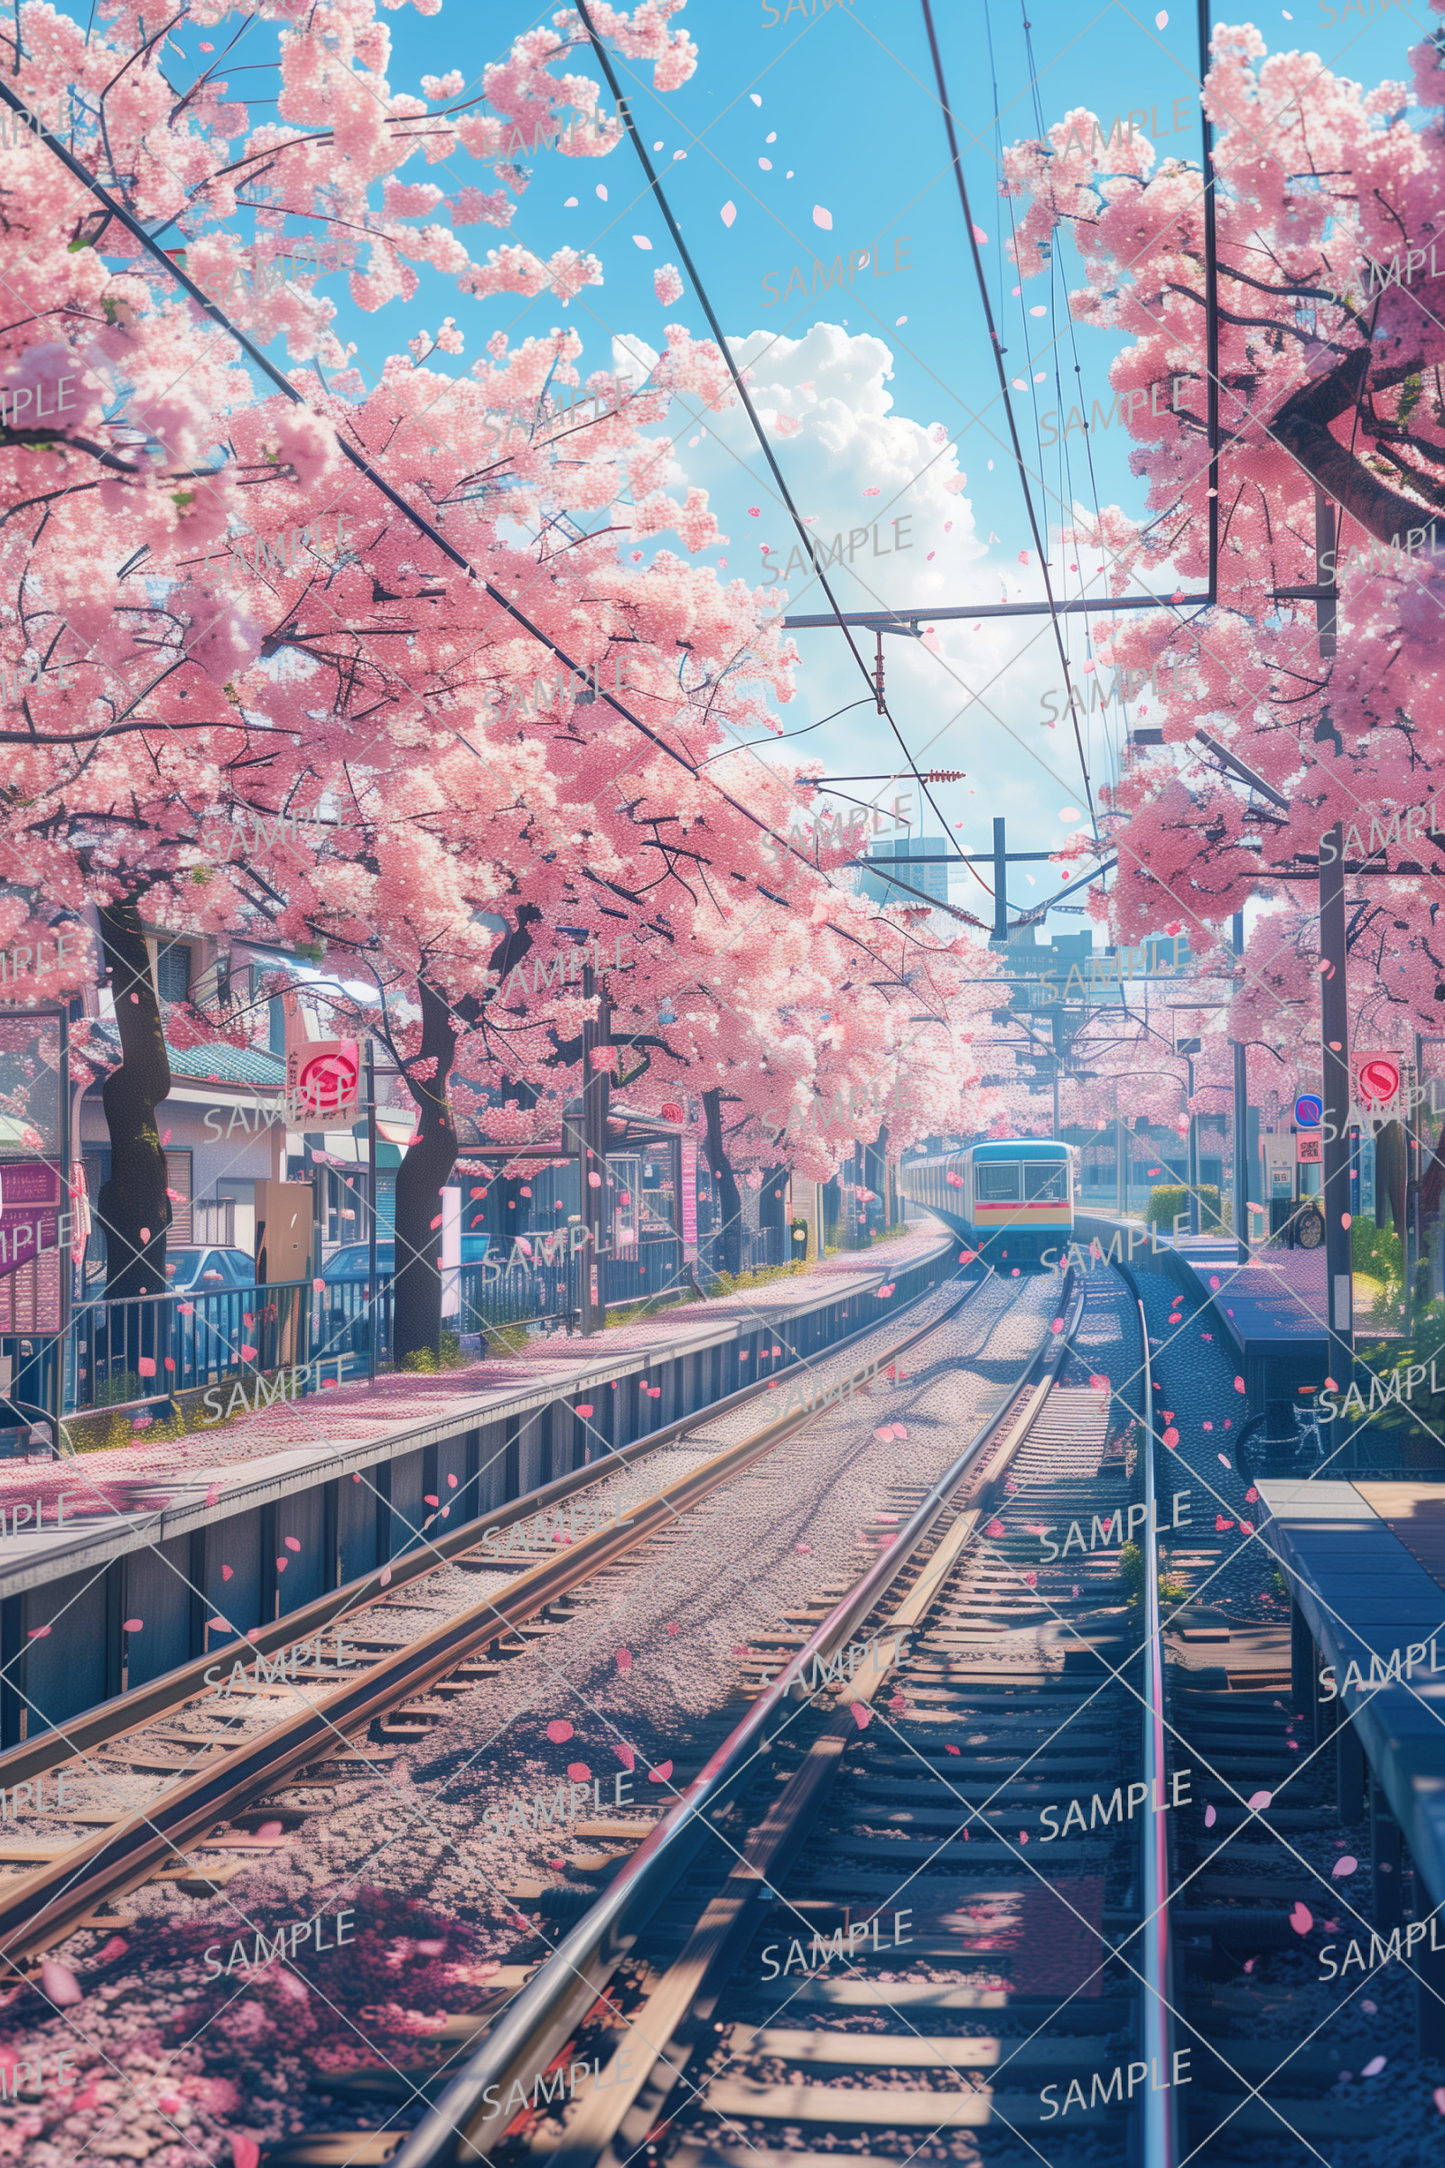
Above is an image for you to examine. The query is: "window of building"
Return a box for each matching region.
[156,942,192,1003]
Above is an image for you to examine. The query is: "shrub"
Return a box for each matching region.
[1146,1183,1226,1231]
[1351,1217,1402,1289]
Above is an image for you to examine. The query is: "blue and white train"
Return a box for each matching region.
[900,1137,1077,1268]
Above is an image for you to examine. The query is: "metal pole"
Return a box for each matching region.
[365,1037,378,1384]
[1135,1279,1177,2168]
[56,1006,70,1452]
[1321,823,1353,1453]
[1232,913,1250,1265]
[579,968,610,1333]
[1187,1055,1200,1238]
[992,817,1007,943]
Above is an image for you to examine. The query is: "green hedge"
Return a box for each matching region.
[1351,1217,1402,1287]
[1145,1183,1227,1231]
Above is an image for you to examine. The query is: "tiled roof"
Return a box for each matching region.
[83,1023,285,1090]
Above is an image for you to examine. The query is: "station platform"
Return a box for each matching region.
[0,1232,957,1742]
[1261,1479,1445,1916]
[1075,1213,1328,1409]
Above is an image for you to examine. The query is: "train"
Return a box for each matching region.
[899,1137,1077,1267]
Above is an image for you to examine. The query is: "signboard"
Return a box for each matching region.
[1294,1093,1323,1129]
[1296,1133,1323,1166]
[0,1158,62,1331]
[289,1038,361,1121]
[680,1138,698,1261]
[1352,1049,1403,1114]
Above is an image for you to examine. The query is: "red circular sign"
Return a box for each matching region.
[660,1101,685,1124]
[297,1043,358,1114]
[1357,1055,1401,1108]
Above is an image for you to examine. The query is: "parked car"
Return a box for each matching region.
[320,1241,394,1360]
[164,1246,258,1291]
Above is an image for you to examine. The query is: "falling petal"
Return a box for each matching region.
[547,1720,574,1743]
[851,1703,871,1729]
[632,234,652,249]
[971,224,988,243]
[649,1760,674,1782]
[567,1761,591,1782]
[123,1618,143,1633]
[1156,7,1168,21]
[40,1960,82,2005]
[944,1744,960,1755]
[721,201,736,227]
[1205,1804,1216,1827]
[1332,1854,1358,1877]
[379,1567,392,1587]
[1247,1790,1272,1811]
[1218,1454,1231,1468]
[1362,2055,1386,2077]
[285,1536,301,1552]
[813,205,833,229]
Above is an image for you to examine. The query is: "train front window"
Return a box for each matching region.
[1025,1163,1067,1202]
[976,1163,1021,1201]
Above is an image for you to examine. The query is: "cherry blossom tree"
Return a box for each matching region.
[999,13,1445,1098]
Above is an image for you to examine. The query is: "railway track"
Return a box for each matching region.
[271,1263,1384,2168]
[0,1259,1026,1971]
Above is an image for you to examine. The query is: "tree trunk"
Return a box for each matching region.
[1377,1119,1407,1236]
[97,901,172,1301]
[393,978,460,1366]
[703,1089,743,1277]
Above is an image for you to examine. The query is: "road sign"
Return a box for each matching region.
[1352,1049,1402,1114]
[1296,1133,1323,1165]
[1294,1093,1323,1128]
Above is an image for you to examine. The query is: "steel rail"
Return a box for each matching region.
[382,1268,1083,2168]
[1117,1259,1178,2167]
[0,1239,954,1798]
[0,1254,981,1966]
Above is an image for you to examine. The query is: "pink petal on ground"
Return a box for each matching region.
[231,2141,261,2168]
[1290,1898,1314,1936]
[1332,1854,1358,1877]
[1204,1805,1216,1827]
[98,1936,128,1961]
[665,1621,681,1634]
[1247,1790,1272,1811]
[873,1428,893,1443]
[616,1648,633,1672]
[891,1424,908,1439]
[888,1693,907,1713]
[546,1720,574,1743]
[852,1703,871,1730]
[987,1520,1004,1538]
[795,1542,811,1553]
[614,1744,636,1770]
[123,1619,143,1633]
[567,1762,590,1782]
[648,1760,674,1782]
[720,202,737,226]
[40,1960,82,2005]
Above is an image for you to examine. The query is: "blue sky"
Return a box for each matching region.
[144,0,1427,923]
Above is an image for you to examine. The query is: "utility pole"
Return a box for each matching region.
[992,817,1008,944]
[1314,486,1353,1455]
[1186,1050,1200,1238]
[578,969,611,1334]
[1232,911,1250,1265]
